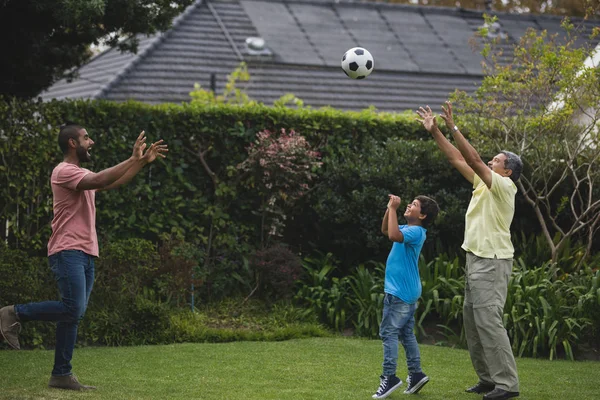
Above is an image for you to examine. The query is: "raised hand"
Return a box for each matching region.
[415,106,438,133]
[388,194,401,210]
[439,101,456,130]
[132,131,147,160]
[142,139,168,163]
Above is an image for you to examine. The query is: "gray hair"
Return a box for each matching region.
[500,150,523,182]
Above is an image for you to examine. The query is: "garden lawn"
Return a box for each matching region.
[1,337,599,400]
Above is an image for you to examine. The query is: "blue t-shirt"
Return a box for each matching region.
[384,225,427,304]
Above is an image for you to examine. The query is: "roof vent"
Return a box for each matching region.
[481,21,507,39]
[245,37,271,56]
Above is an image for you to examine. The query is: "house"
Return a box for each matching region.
[40,0,600,112]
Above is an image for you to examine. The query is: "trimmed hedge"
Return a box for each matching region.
[0,97,495,264]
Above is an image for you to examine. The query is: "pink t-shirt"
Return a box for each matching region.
[47,162,98,257]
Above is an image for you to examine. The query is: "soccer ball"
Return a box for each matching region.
[341,47,374,79]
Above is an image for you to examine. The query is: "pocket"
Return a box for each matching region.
[468,269,497,307]
[470,272,495,282]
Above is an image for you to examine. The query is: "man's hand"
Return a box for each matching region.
[132,131,147,160]
[388,194,401,210]
[439,101,456,131]
[142,139,168,163]
[415,106,438,133]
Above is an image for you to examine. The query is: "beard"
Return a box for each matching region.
[76,144,91,163]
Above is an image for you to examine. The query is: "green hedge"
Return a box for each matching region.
[0,239,329,349]
[1,97,506,265]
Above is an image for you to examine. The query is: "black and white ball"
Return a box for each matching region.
[341,47,374,79]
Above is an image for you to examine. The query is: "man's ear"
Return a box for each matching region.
[505,169,513,177]
[68,137,77,149]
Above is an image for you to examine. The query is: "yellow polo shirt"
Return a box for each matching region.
[462,171,517,259]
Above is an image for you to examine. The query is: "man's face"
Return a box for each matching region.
[488,153,511,177]
[404,198,423,220]
[74,129,94,162]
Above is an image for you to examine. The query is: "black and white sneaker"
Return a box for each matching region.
[403,372,429,394]
[372,374,402,399]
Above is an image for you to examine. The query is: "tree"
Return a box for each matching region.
[451,13,600,264]
[237,128,322,248]
[0,0,192,99]
[382,0,599,16]
[190,62,255,106]
[190,61,305,108]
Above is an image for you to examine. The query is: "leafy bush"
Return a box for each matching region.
[294,253,351,332]
[94,238,160,301]
[0,243,56,348]
[250,244,304,301]
[505,260,600,360]
[417,254,465,345]
[81,288,171,346]
[238,128,321,245]
[0,243,55,305]
[347,263,385,338]
[294,250,600,360]
[156,233,203,307]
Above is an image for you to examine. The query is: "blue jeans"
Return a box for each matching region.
[379,293,422,377]
[15,250,95,376]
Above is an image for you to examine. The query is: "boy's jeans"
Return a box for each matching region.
[379,293,422,377]
[15,250,95,376]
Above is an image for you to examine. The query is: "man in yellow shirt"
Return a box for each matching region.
[416,102,523,400]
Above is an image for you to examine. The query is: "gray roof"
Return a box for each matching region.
[41,0,600,112]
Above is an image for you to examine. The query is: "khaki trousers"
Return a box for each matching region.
[463,252,519,392]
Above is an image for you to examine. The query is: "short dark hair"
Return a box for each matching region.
[415,195,440,228]
[58,122,83,154]
[500,150,523,182]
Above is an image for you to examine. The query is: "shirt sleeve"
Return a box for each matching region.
[490,171,515,202]
[472,173,481,189]
[52,164,91,191]
[400,225,424,245]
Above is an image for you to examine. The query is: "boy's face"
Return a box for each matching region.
[404,198,424,222]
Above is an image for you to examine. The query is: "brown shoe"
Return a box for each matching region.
[48,374,97,391]
[0,305,21,350]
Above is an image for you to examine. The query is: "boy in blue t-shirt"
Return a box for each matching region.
[372,194,439,399]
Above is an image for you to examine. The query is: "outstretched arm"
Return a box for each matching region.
[77,131,147,190]
[440,102,492,188]
[99,139,168,191]
[97,159,147,191]
[416,105,474,184]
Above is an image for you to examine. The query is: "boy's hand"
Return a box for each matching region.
[388,194,401,210]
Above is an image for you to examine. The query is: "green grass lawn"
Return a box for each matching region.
[1,337,599,400]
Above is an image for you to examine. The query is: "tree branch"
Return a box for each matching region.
[185,145,218,187]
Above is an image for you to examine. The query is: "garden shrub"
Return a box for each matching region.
[251,243,304,301]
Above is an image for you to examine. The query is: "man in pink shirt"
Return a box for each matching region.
[0,123,167,390]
